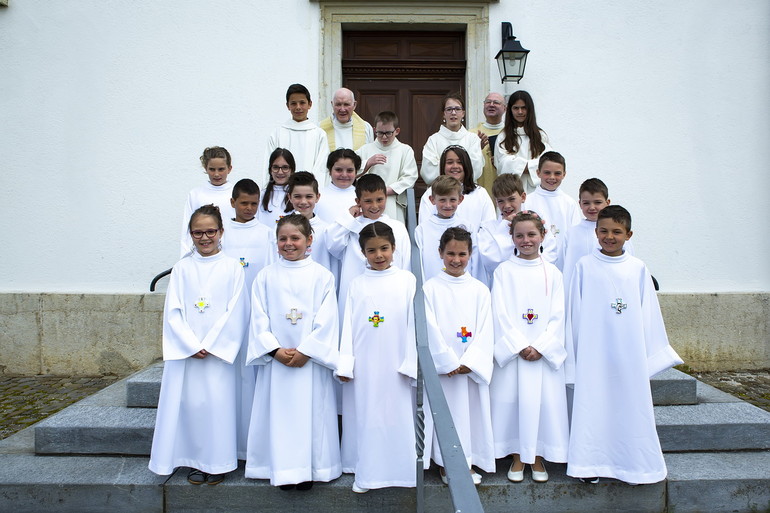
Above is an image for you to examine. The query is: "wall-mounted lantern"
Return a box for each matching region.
[494,22,529,83]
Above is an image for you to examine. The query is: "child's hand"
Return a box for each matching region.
[276,348,294,366]
[339,376,351,382]
[286,350,310,368]
[191,349,208,359]
[446,365,471,377]
[349,204,362,218]
[519,346,543,361]
[366,154,387,170]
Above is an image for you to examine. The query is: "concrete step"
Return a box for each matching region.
[2,451,768,513]
[125,364,698,408]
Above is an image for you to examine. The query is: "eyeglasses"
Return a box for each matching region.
[484,100,504,106]
[444,107,464,113]
[375,130,395,137]
[190,229,219,239]
[271,165,292,172]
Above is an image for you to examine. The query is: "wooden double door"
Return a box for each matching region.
[342,30,467,176]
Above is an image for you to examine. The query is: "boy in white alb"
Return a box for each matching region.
[285,171,333,272]
[415,176,479,283]
[180,146,236,256]
[220,179,276,460]
[478,173,556,282]
[565,206,683,485]
[325,174,411,319]
[521,151,581,270]
[356,111,418,223]
[261,84,329,188]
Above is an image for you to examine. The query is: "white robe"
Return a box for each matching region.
[221,218,276,459]
[477,216,558,284]
[522,187,582,271]
[489,255,569,464]
[325,212,411,319]
[315,183,357,225]
[560,218,635,296]
[245,257,341,485]
[420,125,484,185]
[149,251,248,476]
[494,128,552,193]
[422,272,495,472]
[337,267,418,489]
[356,138,418,222]
[418,185,496,228]
[414,214,485,285]
[565,250,683,484]
[261,119,329,188]
[257,185,287,229]
[180,181,236,257]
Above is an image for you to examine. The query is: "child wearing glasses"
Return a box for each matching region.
[150,204,249,486]
[355,111,418,222]
[420,92,484,186]
[179,146,237,256]
[257,148,296,228]
[260,83,329,188]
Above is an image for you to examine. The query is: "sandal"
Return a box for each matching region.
[187,469,207,485]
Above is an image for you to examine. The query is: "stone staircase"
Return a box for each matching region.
[1,364,769,513]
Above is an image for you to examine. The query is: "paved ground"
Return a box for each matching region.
[0,369,768,441]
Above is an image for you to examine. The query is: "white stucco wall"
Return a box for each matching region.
[1,0,768,293]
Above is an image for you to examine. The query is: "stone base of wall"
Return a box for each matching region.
[0,292,767,376]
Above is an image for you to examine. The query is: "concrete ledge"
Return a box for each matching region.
[126,363,163,408]
[665,452,770,513]
[34,405,156,455]
[655,402,770,452]
[650,368,697,405]
[0,454,164,513]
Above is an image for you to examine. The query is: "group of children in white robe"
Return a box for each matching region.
[151,86,683,493]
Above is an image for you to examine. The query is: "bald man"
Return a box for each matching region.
[476,92,506,194]
[319,88,374,152]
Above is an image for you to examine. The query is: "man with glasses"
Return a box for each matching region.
[476,92,506,195]
[320,87,374,153]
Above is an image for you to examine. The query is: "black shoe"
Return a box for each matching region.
[580,477,600,484]
[206,473,225,485]
[187,469,206,485]
[296,481,314,491]
[279,484,296,491]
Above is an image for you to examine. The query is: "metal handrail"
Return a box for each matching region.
[150,268,172,292]
[407,188,484,513]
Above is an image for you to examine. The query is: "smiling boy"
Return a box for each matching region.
[261,84,329,188]
[521,151,582,270]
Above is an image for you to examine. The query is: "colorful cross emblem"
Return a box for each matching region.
[286,308,303,325]
[239,257,249,268]
[522,309,538,324]
[611,298,627,314]
[194,297,209,313]
[456,327,472,343]
[368,311,384,327]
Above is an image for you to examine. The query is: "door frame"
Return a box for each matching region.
[318,3,491,130]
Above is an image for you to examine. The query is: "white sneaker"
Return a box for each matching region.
[352,482,369,493]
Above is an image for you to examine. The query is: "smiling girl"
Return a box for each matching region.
[337,221,418,493]
[258,148,296,228]
[245,214,341,490]
[150,204,248,486]
[422,227,495,485]
[489,210,569,484]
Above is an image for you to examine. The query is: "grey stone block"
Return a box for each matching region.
[164,460,666,513]
[696,379,743,404]
[666,451,770,513]
[126,362,163,408]
[650,368,697,405]
[0,454,163,513]
[34,405,156,455]
[656,402,770,452]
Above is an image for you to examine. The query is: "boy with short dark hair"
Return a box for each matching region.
[325,174,411,307]
[261,83,329,188]
[565,205,682,485]
[356,111,418,223]
[522,151,582,270]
